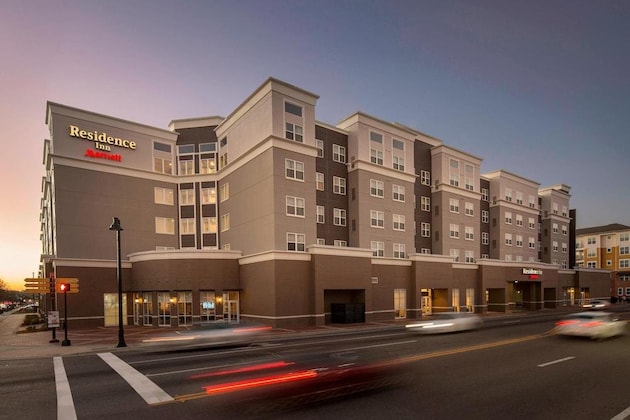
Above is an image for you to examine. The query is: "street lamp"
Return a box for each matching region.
[109,217,127,348]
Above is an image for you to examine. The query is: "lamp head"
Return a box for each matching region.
[109,217,123,231]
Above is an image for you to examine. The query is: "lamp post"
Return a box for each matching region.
[109,217,127,348]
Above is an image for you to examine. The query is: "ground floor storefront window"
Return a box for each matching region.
[104,293,127,327]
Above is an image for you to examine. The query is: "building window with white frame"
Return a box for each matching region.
[516,191,523,205]
[450,249,460,262]
[220,213,230,232]
[316,206,325,224]
[393,185,406,202]
[316,139,324,158]
[154,187,174,205]
[562,225,568,235]
[180,189,195,206]
[482,210,489,223]
[465,226,474,241]
[529,195,537,208]
[286,196,305,217]
[482,232,489,245]
[370,148,384,165]
[393,155,405,171]
[481,188,489,201]
[421,248,431,254]
[465,202,474,216]
[449,159,459,187]
[287,232,305,251]
[201,187,216,205]
[421,196,430,211]
[333,176,346,195]
[333,208,346,226]
[316,172,324,191]
[393,214,405,231]
[180,218,195,234]
[370,179,384,198]
[421,170,431,186]
[220,183,229,202]
[516,214,523,227]
[450,224,460,239]
[285,101,303,117]
[370,210,384,228]
[332,144,346,163]
[179,159,194,175]
[285,122,303,142]
[465,250,474,263]
[562,243,567,253]
[371,241,384,257]
[316,238,325,245]
[505,212,512,224]
[505,188,512,202]
[200,157,216,174]
[528,237,535,249]
[553,241,559,252]
[285,159,304,181]
[464,164,474,191]
[529,217,536,229]
[449,198,460,213]
[620,259,630,268]
[421,222,431,237]
[505,233,513,246]
[516,235,523,247]
[202,217,217,234]
[552,223,559,233]
[393,243,405,259]
[155,217,175,234]
[334,240,347,247]
[153,142,173,175]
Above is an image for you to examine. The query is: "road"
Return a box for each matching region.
[2,313,630,420]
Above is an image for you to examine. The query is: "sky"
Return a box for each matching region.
[1,0,628,290]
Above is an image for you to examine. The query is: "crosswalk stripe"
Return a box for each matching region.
[98,352,174,405]
[53,357,78,420]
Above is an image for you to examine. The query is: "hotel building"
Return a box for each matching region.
[39,77,609,328]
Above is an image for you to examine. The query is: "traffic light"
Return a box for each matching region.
[59,283,70,293]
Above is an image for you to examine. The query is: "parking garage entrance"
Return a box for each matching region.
[324,289,365,324]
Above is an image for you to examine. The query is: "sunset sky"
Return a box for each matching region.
[1,0,629,290]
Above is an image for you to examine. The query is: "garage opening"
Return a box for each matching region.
[324,289,365,324]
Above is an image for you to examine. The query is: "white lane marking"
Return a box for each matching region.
[537,356,576,368]
[53,357,77,420]
[611,405,630,420]
[98,352,174,405]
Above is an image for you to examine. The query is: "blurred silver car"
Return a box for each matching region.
[582,300,611,309]
[405,312,483,334]
[554,311,626,340]
[142,321,271,349]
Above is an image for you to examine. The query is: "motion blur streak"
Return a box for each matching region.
[203,370,318,395]
[189,361,295,379]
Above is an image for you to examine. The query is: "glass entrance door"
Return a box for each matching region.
[223,291,240,322]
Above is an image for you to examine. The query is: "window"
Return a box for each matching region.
[505,212,512,224]
[316,238,325,245]
[450,249,460,262]
[285,102,302,117]
[316,172,324,191]
[154,142,173,174]
[179,159,194,175]
[393,155,405,171]
[333,176,346,195]
[516,214,523,227]
[529,195,537,208]
[220,183,229,201]
[332,144,346,163]
[620,259,630,268]
[465,202,474,216]
[201,187,216,205]
[464,164,474,191]
[449,198,460,213]
[587,248,597,257]
[482,210,489,223]
[219,153,228,168]
[316,206,325,224]
[516,192,523,205]
[621,233,630,242]
[553,223,559,233]
[393,185,406,202]
[465,250,474,263]
[370,131,383,144]
[449,224,460,239]
[316,139,324,158]
[421,248,431,254]
[371,241,384,257]
[505,188,512,202]
[449,159,459,187]
[287,232,305,251]
[393,214,405,231]
[333,208,346,226]
[529,237,536,249]
[200,157,216,174]
[481,188,489,201]
[220,213,230,232]
[370,210,384,228]
[370,179,384,198]
[285,159,304,181]
[421,196,430,211]
[421,222,431,237]
[505,233,513,246]
[392,139,404,150]
[370,148,384,165]
[516,235,523,247]
[202,217,217,234]
[285,122,303,142]
[620,246,630,255]
[553,241,559,252]
[482,232,489,245]
[286,196,305,217]
[562,243,568,253]
[465,226,474,241]
[393,243,405,259]
[178,144,195,155]
[155,217,175,234]
[180,218,195,234]
[154,187,174,205]
[179,189,195,206]
[199,143,216,153]
[562,225,568,235]
[421,170,431,186]
[529,217,536,229]
[334,240,347,247]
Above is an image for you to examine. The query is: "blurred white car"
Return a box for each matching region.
[142,321,271,350]
[582,300,611,309]
[554,311,626,340]
[405,312,483,334]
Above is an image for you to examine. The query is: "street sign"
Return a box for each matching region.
[24,278,50,294]
[56,278,79,294]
